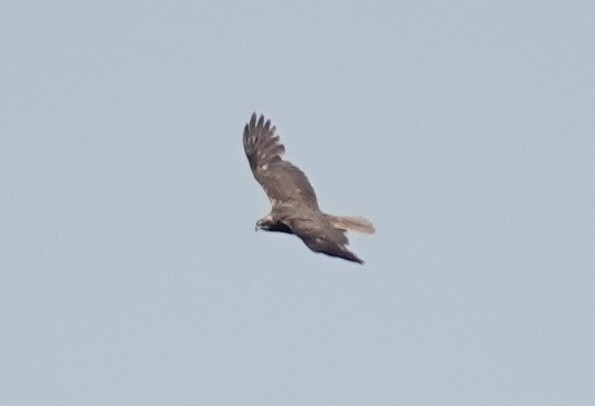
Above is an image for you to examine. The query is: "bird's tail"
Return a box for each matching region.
[325,214,376,234]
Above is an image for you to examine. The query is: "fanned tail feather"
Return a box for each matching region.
[326,215,375,234]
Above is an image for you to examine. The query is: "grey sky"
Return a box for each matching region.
[1,1,594,405]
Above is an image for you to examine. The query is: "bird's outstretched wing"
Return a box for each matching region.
[287,213,364,264]
[243,113,319,210]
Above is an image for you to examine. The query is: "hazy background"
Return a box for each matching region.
[1,1,593,404]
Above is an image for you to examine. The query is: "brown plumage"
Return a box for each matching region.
[243,113,375,264]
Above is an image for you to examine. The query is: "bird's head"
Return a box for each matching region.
[255,214,274,231]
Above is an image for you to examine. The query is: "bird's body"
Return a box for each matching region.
[243,113,374,264]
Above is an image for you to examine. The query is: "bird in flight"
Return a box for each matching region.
[243,113,375,264]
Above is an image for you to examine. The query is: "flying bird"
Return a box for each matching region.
[243,113,375,264]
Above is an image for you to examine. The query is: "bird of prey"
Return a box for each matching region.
[243,113,375,264]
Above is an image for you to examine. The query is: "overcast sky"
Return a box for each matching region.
[1,1,594,405]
